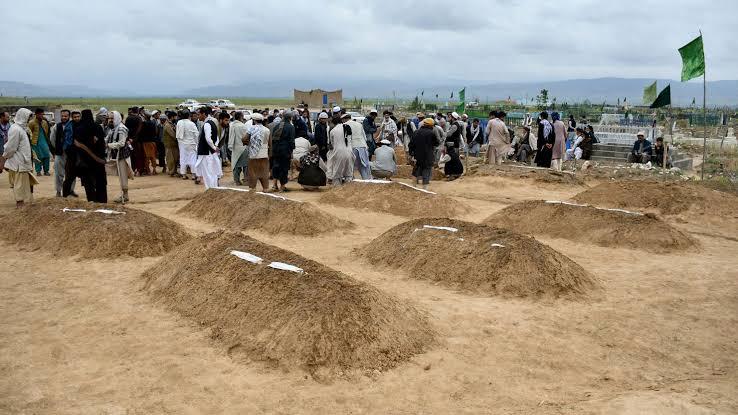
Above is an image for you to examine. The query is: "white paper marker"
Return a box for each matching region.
[268,262,304,274]
[230,250,264,264]
[422,225,459,232]
[213,187,251,193]
[94,209,125,215]
[62,208,87,213]
[490,243,506,248]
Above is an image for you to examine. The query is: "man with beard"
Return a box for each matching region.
[49,109,77,197]
[177,109,200,182]
[362,109,378,157]
[162,111,179,177]
[313,112,329,162]
[194,106,222,189]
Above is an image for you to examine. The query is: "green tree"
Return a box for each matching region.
[535,89,549,109]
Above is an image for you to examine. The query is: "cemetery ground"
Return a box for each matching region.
[0,160,736,414]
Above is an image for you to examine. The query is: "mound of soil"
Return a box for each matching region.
[0,198,190,258]
[395,165,446,181]
[319,181,467,218]
[573,181,738,216]
[142,232,435,377]
[360,218,598,298]
[466,162,586,186]
[484,200,698,253]
[179,188,353,235]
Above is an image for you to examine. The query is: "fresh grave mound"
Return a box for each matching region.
[573,181,738,217]
[360,218,598,298]
[179,188,353,235]
[484,200,698,253]
[0,198,190,258]
[466,162,586,186]
[395,164,446,181]
[319,180,467,218]
[142,232,435,377]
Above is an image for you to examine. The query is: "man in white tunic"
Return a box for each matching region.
[194,107,222,189]
[228,111,250,185]
[0,108,37,207]
[327,115,355,186]
[343,113,372,180]
[176,109,199,181]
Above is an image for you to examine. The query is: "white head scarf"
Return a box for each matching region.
[111,111,123,128]
[13,108,32,127]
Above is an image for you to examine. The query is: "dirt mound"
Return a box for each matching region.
[484,200,698,253]
[179,188,353,235]
[466,162,586,186]
[573,181,738,216]
[142,232,434,377]
[0,198,190,258]
[360,218,598,298]
[395,165,446,181]
[319,180,467,218]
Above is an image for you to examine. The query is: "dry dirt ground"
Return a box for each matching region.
[0,166,736,415]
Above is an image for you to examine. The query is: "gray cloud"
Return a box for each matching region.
[3,0,737,94]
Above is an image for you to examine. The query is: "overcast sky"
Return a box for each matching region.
[4,0,736,93]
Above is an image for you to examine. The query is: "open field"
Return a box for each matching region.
[0,165,736,414]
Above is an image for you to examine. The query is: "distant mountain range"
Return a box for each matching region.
[2,78,736,106]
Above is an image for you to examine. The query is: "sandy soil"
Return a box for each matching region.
[0,168,736,414]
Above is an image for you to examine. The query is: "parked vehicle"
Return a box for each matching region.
[207,99,236,109]
[347,111,365,123]
[177,99,204,111]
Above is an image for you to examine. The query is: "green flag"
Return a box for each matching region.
[455,102,465,113]
[643,81,657,105]
[650,85,671,109]
[678,35,705,82]
[459,88,466,102]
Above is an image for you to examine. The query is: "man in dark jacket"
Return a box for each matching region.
[270,111,296,192]
[363,109,378,157]
[50,109,78,197]
[408,118,440,190]
[628,131,652,164]
[314,112,329,161]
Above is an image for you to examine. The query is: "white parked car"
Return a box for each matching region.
[177,99,204,111]
[207,99,236,110]
[347,111,365,123]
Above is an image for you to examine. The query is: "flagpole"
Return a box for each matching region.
[700,29,707,180]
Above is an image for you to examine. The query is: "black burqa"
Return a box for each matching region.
[534,119,555,168]
[74,109,108,203]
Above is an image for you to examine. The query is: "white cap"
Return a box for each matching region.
[380,139,391,145]
[243,114,252,121]
[451,112,460,119]
[369,108,378,114]
[332,106,341,113]
[251,113,264,121]
[637,131,646,136]
[318,112,329,120]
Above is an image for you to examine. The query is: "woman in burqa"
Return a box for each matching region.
[74,109,108,202]
[534,111,554,168]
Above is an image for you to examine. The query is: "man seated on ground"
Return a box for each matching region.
[297,145,326,191]
[514,126,534,162]
[370,139,397,179]
[627,131,652,164]
[291,134,311,179]
[652,137,671,168]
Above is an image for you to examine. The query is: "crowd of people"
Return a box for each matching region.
[1,102,661,208]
